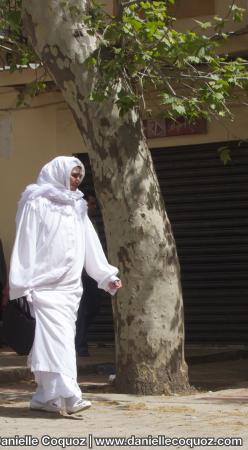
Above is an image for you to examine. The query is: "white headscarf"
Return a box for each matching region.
[17,156,86,222]
[37,156,85,190]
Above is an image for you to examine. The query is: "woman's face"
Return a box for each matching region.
[70,166,82,191]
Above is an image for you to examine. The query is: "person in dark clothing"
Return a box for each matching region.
[75,270,104,356]
[75,192,104,357]
[0,239,8,317]
[0,239,8,346]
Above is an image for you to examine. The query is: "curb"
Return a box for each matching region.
[1,351,248,384]
[187,350,248,365]
[0,362,116,384]
[78,363,115,376]
[0,367,32,383]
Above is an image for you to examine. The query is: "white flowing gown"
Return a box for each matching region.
[9,191,119,403]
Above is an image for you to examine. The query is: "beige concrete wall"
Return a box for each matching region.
[0,82,86,264]
[169,0,215,19]
[174,0,248,36]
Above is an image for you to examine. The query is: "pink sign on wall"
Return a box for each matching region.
[143,117,207,138]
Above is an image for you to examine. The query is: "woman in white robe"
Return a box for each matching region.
[9,156,121,414]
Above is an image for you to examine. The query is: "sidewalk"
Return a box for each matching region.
[1,344,248,448]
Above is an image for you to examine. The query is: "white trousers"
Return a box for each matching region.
[32,371,82,406]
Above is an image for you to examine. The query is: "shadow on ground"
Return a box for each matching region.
[188,356,248,391]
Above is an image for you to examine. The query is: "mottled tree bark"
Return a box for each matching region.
[22,0,189,394]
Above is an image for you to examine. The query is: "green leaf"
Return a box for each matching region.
[186,56,201,64]
[194,20,212,29]
[129,18,143,31]
[90,90,108,102]
[229,4,245,23]
[217,146,231,165]
[172,103,186,115]
[116,89,138,115]
[214,16,224,24]
[86,56,97,66]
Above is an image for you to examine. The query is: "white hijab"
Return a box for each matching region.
[17,156,86,223]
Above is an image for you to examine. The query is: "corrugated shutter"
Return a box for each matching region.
[77,140,248,343]
[152,141,248,343]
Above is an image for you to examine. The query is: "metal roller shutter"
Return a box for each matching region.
[77,140,248,343]
[152,141,248,343]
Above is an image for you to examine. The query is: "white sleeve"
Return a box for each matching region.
[84,215,119,295]
[9,201,38,300]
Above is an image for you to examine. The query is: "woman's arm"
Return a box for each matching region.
[9,201,38,300]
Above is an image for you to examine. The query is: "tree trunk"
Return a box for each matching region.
[22,0,189,394]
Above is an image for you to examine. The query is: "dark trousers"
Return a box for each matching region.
[75,274,102,353]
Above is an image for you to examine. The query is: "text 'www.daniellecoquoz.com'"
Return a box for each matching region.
[0,434,243,448]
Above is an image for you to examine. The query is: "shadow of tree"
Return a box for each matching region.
[0,405,64,419]
[0,392,32,403]
[197,395,248,404]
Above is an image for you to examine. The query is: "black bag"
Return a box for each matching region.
[2,297,36,355]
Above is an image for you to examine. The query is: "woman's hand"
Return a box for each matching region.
[108,280,122,291]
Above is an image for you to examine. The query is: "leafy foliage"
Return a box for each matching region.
[0,0,48,100]
[0,0,248,118]
[80,0,248,116]
[0,0,35,66]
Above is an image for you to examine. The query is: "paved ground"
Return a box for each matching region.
[1,344,248,449]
